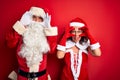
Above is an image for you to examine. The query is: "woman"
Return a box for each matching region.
[57,17,101,80]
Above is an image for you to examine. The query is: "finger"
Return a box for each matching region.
[78,27,88,30]
[46,13,49,18]
[49,15,51,21]
[69,27,75,31]
[79,33,86,37]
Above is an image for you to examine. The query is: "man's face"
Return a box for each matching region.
[32,15,43,22]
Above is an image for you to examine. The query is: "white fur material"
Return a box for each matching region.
[19,22,50,67]
[66,49,82,80]
[13,21,26,35]
[8,71,17,80]
[90,42,100,50]
[70,22,85,27]
[66,40,89,54]
[57,45,66,52]
[29,64,39,80]
[44,27,58,36]
[29,7,46,19]
[57,40,90,53]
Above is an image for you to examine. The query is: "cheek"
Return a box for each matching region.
[32,18,36,21]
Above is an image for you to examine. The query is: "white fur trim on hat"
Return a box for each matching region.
[13,21,26,35]
[90,42,100,50]
[29,7,46,19]
[70,22,85,27]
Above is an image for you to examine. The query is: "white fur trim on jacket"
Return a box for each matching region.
[13,21,26,35]
[44,27,58,36]
[90,42,100,50]
[29,65,51,80]
[29,64,39,80]
[8,71,17,80]
[66,40,89,54]
[66,49,82,80]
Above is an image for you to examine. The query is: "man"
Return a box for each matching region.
[6,7,57,80]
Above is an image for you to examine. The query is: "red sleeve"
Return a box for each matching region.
[47,36,57,54]
[6,29,21,48]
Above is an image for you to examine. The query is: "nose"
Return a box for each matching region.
[32,16,43,22]
[74,31,80,36]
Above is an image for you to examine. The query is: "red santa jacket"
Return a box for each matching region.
[6,23,58,80]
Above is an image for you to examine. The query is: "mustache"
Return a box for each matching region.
[29,21,45,27]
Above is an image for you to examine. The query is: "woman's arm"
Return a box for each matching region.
[57,50,66,59]
[88,47,101,56]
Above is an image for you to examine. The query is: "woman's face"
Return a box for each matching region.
[70,26,83,43]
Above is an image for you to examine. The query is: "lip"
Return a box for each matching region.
[72,36,80,42]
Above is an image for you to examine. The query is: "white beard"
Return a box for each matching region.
[19,22,50,67]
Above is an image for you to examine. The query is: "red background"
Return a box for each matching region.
[0,0,120,80]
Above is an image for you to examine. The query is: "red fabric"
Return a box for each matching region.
[70,17,87,26]
[6,29,57,80]
[61,52,89,80]
[59,26,74,46]
[6,29,21,48]
[84,28,97,44]
[47,36,57,54]
[78,27,97,44]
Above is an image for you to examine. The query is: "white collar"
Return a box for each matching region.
[66,40,90,54]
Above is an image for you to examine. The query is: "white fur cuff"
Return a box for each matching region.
[8,71,17,80]
[90,42,100,50]
[44,27,58,36]
[13,21,26,35]
[57,45,66,52]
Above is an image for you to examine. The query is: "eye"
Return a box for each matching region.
[77,30,83,33]
[32,15,37,18]
[70,30,76,34]
[39,17,43,21]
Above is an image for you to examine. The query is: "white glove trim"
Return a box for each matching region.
[44,27,58,36]
[90,42,100,50]
[13,21,26,35]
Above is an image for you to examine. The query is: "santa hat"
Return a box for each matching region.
[29,7,46,19]
[70,17,86,28]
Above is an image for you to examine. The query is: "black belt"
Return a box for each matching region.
[18,69,46,79]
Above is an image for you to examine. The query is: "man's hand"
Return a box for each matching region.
[20,11,32,26]
[44,13,51,28]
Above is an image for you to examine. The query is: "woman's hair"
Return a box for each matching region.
[79,36,88,44]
